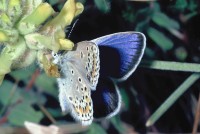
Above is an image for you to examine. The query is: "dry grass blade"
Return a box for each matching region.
[0,127,29,134]
[24,121,89,134]
[192,93,200,134]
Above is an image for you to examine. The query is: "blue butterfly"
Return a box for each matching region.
[53,32,146,125]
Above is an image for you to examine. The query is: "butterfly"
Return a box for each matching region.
[53,32,146,125]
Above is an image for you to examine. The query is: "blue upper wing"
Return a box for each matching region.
[91,78,121,119]
[91,32,146,81]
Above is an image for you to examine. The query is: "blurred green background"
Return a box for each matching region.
[0,0,200,133]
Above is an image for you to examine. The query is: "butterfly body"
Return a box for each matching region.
[54,32,146,125]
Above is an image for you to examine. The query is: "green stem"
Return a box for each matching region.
[0,36,26,84]
[146,73,200,127]
[17,3,55,35]
[141,60,200,72]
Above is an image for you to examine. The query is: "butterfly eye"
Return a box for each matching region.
[52,52,57,57]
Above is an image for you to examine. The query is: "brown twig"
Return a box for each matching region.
[0,116,8,125]
[25,69,40,91]
[37,103,57,124]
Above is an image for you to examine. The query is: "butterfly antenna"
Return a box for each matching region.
[67,19,79,38]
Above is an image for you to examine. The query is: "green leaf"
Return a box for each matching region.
[0,81,21,105]
[134,8,152,32]
[87,123,107,134]
[188,0,198,11]
[10,65,37,80]
[135,19,149,32]
[47,108,61,118]
[120,89,129,109]
[173,0,187,12]
[94,0,110,13]
[111,116,125,134]
[184,12,198,21]
[152,12,180,30]
[147,27,173,51]
[19,90,47,105]
[152,2,161,12]
[48,0,59,5]
[8,101,43,126]
[122,6,135,23]
[35,73,57,97]
[0,80,46,106]
[144,47,155,58]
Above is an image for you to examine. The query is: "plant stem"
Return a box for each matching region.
[141,60,200,73]
[146,73,200,127]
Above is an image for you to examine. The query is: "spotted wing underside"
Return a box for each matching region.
[57,42,99,125]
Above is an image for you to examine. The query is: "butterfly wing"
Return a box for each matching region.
[90,32,146,119]
[57,41,100,125]
[91,78,121,119]
[56,32,146,124]
[91,32,146,81]
[70,41,100,89]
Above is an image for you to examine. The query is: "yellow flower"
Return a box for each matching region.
[0,0,84,84]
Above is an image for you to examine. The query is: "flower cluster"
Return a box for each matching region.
[0,0,83,84]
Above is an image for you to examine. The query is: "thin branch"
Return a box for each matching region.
[37,103,57,124]
[25,69,40,91]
